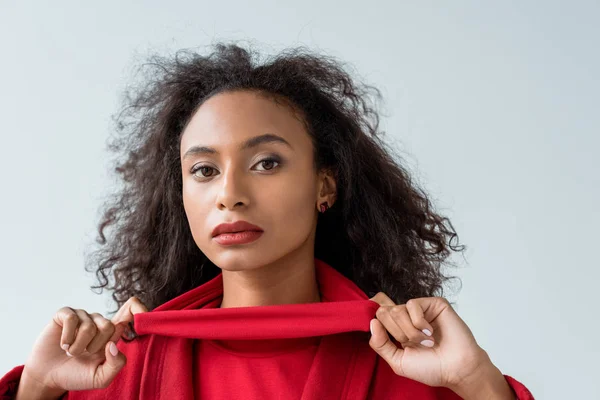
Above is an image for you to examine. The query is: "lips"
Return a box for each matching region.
[211,220,264,237]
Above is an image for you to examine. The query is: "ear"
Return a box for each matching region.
[316,169,337,211]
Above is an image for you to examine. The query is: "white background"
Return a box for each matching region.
[1,1,598,398]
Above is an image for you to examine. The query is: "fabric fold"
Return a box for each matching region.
[132,258,380,400]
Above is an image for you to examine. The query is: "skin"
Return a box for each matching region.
[179,89,337,309]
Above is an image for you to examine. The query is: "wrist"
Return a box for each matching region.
[15,370,67,400]
[447,357,516,400]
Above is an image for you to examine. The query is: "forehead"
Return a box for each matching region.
[180,90,308,151]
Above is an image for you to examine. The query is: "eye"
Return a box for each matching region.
[192,165,216,178]
[254,157,280,171]
[190,156,282,180]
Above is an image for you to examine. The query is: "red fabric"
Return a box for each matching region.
[1,258,535,399]
[193,335,321,398]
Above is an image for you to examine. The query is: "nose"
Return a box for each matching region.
[215,163,250,210]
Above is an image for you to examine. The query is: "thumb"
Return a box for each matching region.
[368,318,405,376]
[111,297,149,325]
[110,297,149,340]
[94,341,127,389]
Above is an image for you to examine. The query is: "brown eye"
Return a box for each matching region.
[191,165,215,178]
[200,166,214,177]
[254,156,281,171]
[259,159,275,170]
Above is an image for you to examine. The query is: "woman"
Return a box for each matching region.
[1,42,535,399]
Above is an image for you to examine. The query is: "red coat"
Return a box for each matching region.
[0,258,535,399]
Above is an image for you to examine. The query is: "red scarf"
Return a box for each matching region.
[130,258,380,399]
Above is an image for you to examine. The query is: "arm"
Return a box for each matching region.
[15,368,67,400]
[446,361,535,400]
[0,365,67,400]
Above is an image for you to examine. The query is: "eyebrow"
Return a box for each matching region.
[182,133,292,160]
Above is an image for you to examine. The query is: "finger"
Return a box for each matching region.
[108,321,131,344]
[110,297,149,340]
[376,305,409,345]
[368,318,405,377]
[369,292,396,307]
[67,309,97,357]
[411,296,452,324]
[110,297,148,325]
[93,341,127,389]
[370,292,407,343]
[406,299,435,339]
[85,313,116,354]
[391,306,433,348]
[55,307,80,353]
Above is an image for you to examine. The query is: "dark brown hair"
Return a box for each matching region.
[85,40,466,317]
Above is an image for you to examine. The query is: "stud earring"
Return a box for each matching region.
[319,202,329,213]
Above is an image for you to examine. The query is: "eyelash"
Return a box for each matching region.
[190,156,282,179]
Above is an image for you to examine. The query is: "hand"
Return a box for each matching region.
[368,292,491,390]
[20,297,148,393]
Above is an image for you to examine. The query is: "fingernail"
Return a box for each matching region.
[109,341,119,357]
[370,320,374,335]
[422,329,432,337]
[420,339,434,347]
[66,350,73,357]
[62,344,69,351]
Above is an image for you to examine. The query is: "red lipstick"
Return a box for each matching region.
[212,220,264,245]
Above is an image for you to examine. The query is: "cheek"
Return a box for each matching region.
[263,175,316,238]
[182,181,210,241]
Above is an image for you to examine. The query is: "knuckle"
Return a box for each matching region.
[399,337,410,345]
[415,318,427,329]
[438,296,450,305]
[57,306,71,314]
[79,322,98,336]
[394,329,408,341]
[94,317,112,331]
[64,313,78,323]
[400,330,410,341]
[105,321,117,334]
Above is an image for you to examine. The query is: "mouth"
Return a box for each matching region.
[211,220,264,238]
[212,230,264,245]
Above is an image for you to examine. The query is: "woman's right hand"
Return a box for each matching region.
[20,296,149,394]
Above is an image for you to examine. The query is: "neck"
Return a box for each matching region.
[218,252,321,308]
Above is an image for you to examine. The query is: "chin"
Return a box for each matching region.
[208,251,266,272]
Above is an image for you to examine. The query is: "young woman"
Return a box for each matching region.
[1,42,535,399]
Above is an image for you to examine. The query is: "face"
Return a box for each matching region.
[179,90,334,272]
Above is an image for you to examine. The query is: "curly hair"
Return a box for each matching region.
[84,40,466,318]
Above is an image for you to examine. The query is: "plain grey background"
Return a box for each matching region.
[1,1,598,398]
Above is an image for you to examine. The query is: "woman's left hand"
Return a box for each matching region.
[368,292,492,390]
